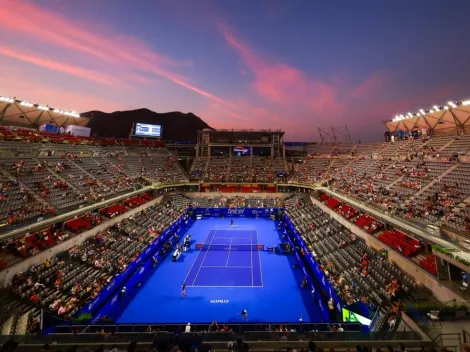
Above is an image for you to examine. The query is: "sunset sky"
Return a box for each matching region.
[1,0,469,142]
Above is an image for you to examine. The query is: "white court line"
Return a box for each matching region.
[187,230,217,286]
[256,229,264,287]
[182,230,214,285]
[211,236,252,239]
[201,265,252,268]
[226,238,232,267]
[250,230,253,287]
[190,285,263,288]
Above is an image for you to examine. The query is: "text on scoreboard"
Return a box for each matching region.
[135,123,162,137]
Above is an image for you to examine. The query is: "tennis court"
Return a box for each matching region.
[117,218,322,323]
[184,229,263,287]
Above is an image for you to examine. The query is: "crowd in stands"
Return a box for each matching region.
[291,157,331,183]
[204,156,229,182]
[0,340,465,352]
[286,198,418,326]
[0,194,150,270]
[190,155,287,183]
[190,195,284,208]
[7,197,184,323]
[321,193,434,275]
[2,134,469,234]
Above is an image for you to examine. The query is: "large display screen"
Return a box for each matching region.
[233,146,249,155]
[135,123,162,138]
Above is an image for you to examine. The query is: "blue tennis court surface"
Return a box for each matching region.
[117,218,322,323]
[184,229,263,287]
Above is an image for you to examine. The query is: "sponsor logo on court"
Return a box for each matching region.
[210,300,229,304]
[227,208,245,215]
[88,298,99,311]
[106,279,115,291]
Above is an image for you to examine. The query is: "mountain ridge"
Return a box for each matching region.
[82,109,212,141]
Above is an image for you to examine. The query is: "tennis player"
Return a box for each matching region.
[237,309,248,321]
[230,219,234,226]
[181,282,187,299]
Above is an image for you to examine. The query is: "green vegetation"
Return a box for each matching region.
[405,302,468,315]
[72,312,93,323]
[432,245,470,267]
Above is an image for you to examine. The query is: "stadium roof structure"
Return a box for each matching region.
[385,99,470,136]
[0,95,89,128]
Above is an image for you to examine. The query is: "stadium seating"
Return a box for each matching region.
[204,156,229,182]
[1,196,185,335]
[291,157,331,183]
[0,131,469,343]
[287,201,419,311]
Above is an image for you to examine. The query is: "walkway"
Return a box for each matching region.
[317,187,470,265]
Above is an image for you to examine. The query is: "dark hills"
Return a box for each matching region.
[82,108,212,141]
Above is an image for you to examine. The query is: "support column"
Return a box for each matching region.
[282,144,286,159]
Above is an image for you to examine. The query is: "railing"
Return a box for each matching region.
[432,333,462,352]
[0,185,152,240]
[463,329,470,344]
[0,328,424,346]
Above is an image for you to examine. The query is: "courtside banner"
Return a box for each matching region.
[286,228,329,322]
[284,213,343,314]
[193,207,280,218]
[76,212,187,317]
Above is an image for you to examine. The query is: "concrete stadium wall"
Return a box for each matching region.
[0,196,163,286]
[310,196,467,304]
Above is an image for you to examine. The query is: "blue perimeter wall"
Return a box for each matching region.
[283,211,343,316]
[77,211,187,323]
[72,207,341,324]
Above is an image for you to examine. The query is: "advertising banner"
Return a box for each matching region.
[76,213,186,317]
[193,207,277,218]
[64,125,91,137]
[39,124,58,133]
[284,213,343,314]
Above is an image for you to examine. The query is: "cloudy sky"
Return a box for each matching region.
[1,0,469,142]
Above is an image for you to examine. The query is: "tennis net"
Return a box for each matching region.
[195,244,264,251]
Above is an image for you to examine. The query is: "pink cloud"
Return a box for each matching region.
[0,45,125,87]
[1,75,123,114]
[0,1,226,105]
[350,71,391,100]
[218,23,345,115]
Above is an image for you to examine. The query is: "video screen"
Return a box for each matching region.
[233,146,249,156]
[135,123,162,138]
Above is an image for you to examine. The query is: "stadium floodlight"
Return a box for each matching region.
[463,100,470,106]
[447,101,456,108]
[407,112,413,117]
[444,106,449,110]
[20,101,34,107]
[419,109,425,114]
[417,113,421,116]
[433,105,439,111]
[0,96,14,103]
[429,109,434,113]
